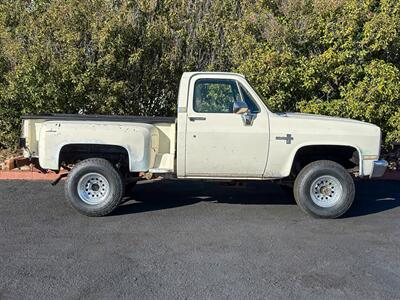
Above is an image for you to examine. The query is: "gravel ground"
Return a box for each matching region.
[0,179,399,299]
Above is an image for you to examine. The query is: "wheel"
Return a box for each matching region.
[293,160,355,218]
[65,158,124,217]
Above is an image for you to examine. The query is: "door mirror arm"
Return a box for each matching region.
[233,101,256,125]
[241,112,256,126]
[233,101,249,114]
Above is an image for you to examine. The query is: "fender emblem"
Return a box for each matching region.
[276,134,294,144]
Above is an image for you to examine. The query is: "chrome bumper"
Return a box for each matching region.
[370,160,388,178]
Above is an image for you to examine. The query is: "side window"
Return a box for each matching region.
[239,83,260,113]
[193,79,241,113]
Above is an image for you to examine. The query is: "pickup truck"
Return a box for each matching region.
[20,72,388,218]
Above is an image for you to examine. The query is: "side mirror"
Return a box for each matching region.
[233,101,249,114]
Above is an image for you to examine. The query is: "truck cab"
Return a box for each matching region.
[20,72,388,218]
[176,72,269,178]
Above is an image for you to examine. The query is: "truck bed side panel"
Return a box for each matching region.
[37,121,158,172]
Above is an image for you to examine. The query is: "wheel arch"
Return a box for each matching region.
[56,143,132,171]
[286,143,362,177]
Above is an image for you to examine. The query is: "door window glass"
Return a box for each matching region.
[193,79,241,113]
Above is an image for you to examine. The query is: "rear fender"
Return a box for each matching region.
[38,121,159,171]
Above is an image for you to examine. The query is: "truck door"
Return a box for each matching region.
[185,75,269,178]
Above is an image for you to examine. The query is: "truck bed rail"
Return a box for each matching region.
[21,114,176,124]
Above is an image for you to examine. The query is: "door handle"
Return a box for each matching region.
[189,116,206,121]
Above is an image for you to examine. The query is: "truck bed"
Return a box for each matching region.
[21,114,176,124]
[21,114,177,173]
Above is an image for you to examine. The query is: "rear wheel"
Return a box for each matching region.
[294,160,355,218]
[65,158,124,217]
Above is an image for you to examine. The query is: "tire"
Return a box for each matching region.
[293,160,355,219]
[65,158,124,217]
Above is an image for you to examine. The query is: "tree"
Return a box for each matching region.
[0,0,399,148]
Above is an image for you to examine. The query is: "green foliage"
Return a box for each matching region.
[232,0,400,144]
[0,0,400,147]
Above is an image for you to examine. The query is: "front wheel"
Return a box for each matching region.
[65,158,124,217]
[294,160,355,218]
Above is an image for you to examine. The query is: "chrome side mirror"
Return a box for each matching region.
[233,101,249,114]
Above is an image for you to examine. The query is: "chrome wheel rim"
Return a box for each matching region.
[310,175,343,208]
[77,173,110,205]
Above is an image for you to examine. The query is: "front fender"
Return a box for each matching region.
[263,141,362,178]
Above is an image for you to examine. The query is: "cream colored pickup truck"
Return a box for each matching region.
[20,72,388,218]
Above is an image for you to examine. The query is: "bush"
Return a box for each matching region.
[232,0,400,145]
[0,0,399,147]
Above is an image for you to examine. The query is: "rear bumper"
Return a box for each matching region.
[370,160,388,178]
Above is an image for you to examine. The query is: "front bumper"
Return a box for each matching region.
[370,160,388,178]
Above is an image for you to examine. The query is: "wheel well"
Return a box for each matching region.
[59,144,130,171]
[291,145,359,177]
